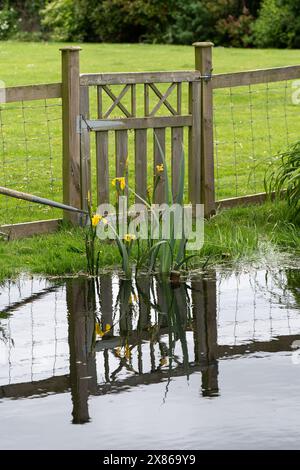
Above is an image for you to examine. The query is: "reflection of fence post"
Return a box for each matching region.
[67,278,97,424]
[60,46,82,224]
[99,275,113,334]
[193,42,215,218]
[192,274,219,396]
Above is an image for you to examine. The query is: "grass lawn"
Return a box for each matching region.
[0,200,299,282]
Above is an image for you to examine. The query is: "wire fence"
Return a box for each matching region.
[0,97,62,225]
[213,79,300,201]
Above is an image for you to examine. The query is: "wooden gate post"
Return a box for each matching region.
[60,46,82,223]
[193,42,215,218]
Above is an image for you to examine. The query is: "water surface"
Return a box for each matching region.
[0,266,300,449]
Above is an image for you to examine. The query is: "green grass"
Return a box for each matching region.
[1,42,300,225]
[1,200,299,282]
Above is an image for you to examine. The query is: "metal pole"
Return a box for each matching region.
[0,186,88,215]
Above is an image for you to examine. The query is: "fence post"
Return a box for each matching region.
[60,46,82,223]
[193,42,215,218]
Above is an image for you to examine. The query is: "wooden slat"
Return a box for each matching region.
[4,83,62,103]
[80,71,202,86]
[216,191,278,209]
[149,83,177,116]
[171,127,184,201]
[135,129,147,202]
[97,86,103,117]
[131,84,136,117]
[153,128,166,203]
[80,85,91,211]
[89,115,192,131]
[177,82,182,114]
[212,65,300,89]
[144,84,150,116]
[96,132,109,204]
[115,130,128,189]
[188,81,201,205]
[0,219,61,240]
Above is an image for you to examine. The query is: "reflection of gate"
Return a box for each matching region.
[60,43,215,223]
[2,271,300,424]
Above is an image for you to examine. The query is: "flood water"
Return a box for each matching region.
[0,266,300,450]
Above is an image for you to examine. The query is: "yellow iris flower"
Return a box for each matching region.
[92,214,102,227]
[156,163,164,173]
[112,177,126,191]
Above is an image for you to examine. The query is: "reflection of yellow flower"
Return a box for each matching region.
[92,214,102,227]
[160,357,168,366]
[125,343,131,360]
[95,322,104,337]
[129,293,138,304]
[112,177,126,191]
[124,233,136,243]
[156,164,164,174]
[115,347,122,357]
[105,323,111,332]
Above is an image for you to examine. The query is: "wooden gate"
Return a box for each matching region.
[60,43,215,223]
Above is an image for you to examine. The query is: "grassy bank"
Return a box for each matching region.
[1,201,299,282]
[1,42,300,225]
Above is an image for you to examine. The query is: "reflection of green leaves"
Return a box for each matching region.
[286,269,300,305]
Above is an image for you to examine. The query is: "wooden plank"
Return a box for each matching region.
[89,115,192,131]
[115,130,128,192]
[131,84,136,117]
[144,84,150,116]
[216,191,279,209]
[135,129,147,202]
[97,86,103,118]
[0,219,61,240]
[5,83,62,103]
[171,127,184,201]
[61,46,82,224]
[194,42,215,217]
[80,71,202,86]
[80,85,91,212]
[149,83,177,116]
[212,65,300,89]
[188,81,201,206]
[96,132,109,204]
[177,82,182,114]
[153,128,166,204]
